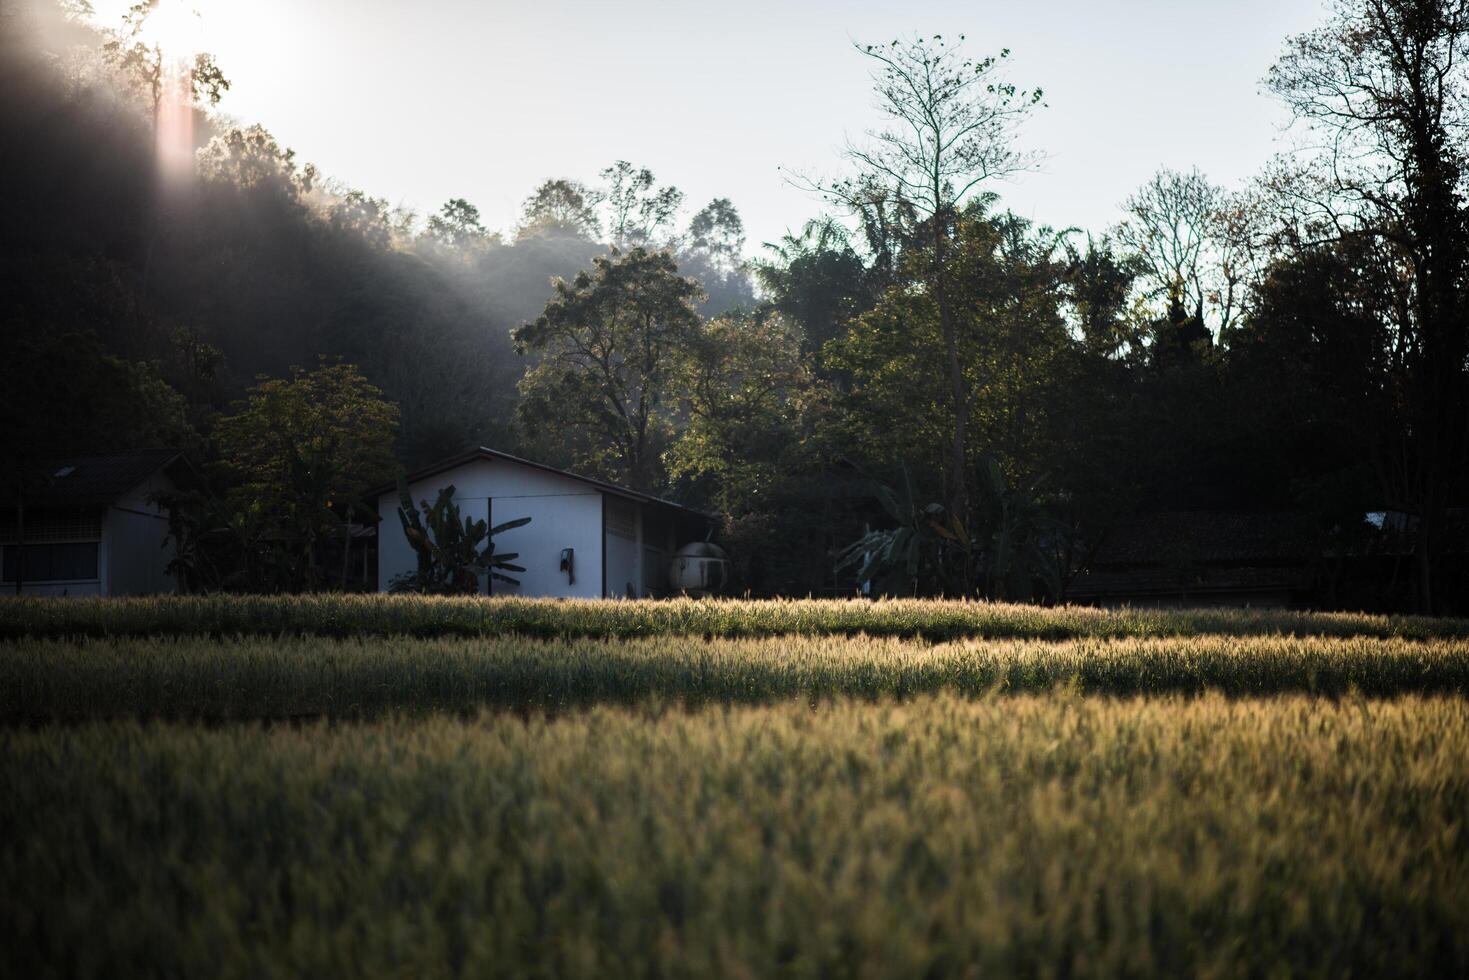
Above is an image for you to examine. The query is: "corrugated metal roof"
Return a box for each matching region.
[1,449,180,509]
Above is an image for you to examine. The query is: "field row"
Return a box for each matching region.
[4,633,1468,720]
[2,594,1467,641]
[3,694,1465,979]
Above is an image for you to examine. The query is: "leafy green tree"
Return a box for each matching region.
[1267,0,1469,611]
[212,360,399,592]
[196,125,316,199]
[425,198,493,250]
[390,483,528,594]
[599,161,683,248]
[686,199,745,275]
[825,207,1078,593]
[514,248,702,490]
[806,35,1042,527]
[0,328,195,469]
[518,179,601,240]
[667,312,824,514]
[328,190,398,250]
[755,219,878,356]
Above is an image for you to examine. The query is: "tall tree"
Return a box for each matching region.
[102,0,230,123]
[667,312,822,514]
[808,35,1042,535]
[686,198,746,276]
[1116,168,1251,335]
[425,198,492,250]
[212,360,399,592]
[1268,0,1469,610]
[513,248,703,490]
[599,161,684,249]
[756,218,878,356]
[518,179,601,240]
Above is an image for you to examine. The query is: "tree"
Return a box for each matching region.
[599,161,684,248]
[807,35,1042,537]
[825,207,1075,594]
[196,124,316,199]
[687,199,746,276]
[212,360,399,592]
[328,190,399,250]
[667,312,824,514]
[1116,167,1251,338]
[1267,0,1469,610]
[103,0,229,122]
[0,328,195,470]
[756,218,878,355]
[426,198,493,250]
[518,179,600,240]
[513,248,702,490]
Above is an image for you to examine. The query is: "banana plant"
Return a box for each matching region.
[390,479,529,594]
[837,457,1065,600]
[834,462,951,595]
[959,456,1063,601]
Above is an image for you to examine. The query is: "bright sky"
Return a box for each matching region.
[93,0,1327,255]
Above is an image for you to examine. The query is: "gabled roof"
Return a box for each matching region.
[372,447,714,521]
[1,449,182,509]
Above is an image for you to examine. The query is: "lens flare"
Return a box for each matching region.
[143,0,204,183]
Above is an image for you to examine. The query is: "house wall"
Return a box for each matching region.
[105,470,177,596]
[5,579,103,598]
[604,495,639,598]
[378,459,605,598]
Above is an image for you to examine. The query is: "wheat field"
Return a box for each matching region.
[1,597,1466,977]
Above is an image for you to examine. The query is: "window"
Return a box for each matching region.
[606,496,637,540]
[1,542,99,583]
[0,511,103,543]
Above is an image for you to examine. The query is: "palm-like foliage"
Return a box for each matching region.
[836,458,1065,599]
[834,463,944,594]
[390,482,528,595]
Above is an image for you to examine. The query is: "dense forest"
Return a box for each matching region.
[2,0,1466,611]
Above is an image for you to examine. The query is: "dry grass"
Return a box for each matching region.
[3,695,1466,978]
[1,632,1467,721]
[2,593,1467,641]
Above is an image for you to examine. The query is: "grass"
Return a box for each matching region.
[3,695,1466,979]
[3,595,1466,976]
[1,633,1467,721]
[2,593,1468,641]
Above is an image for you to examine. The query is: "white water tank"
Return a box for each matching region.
[668,541,730,596]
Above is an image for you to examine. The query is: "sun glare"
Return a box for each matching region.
[138,0,203,67]
[142,0,206,184]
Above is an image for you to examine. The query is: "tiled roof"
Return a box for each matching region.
[1,449,181,509]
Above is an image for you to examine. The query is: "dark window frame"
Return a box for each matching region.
[1,541,101,584]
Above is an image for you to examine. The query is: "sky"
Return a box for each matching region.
[91,0,1328,255]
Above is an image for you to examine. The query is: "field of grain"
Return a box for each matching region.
[2,596,1466,978]
[4,593,1466,641]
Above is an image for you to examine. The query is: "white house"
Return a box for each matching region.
[375,447,716,598]
[2,449,184,597]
